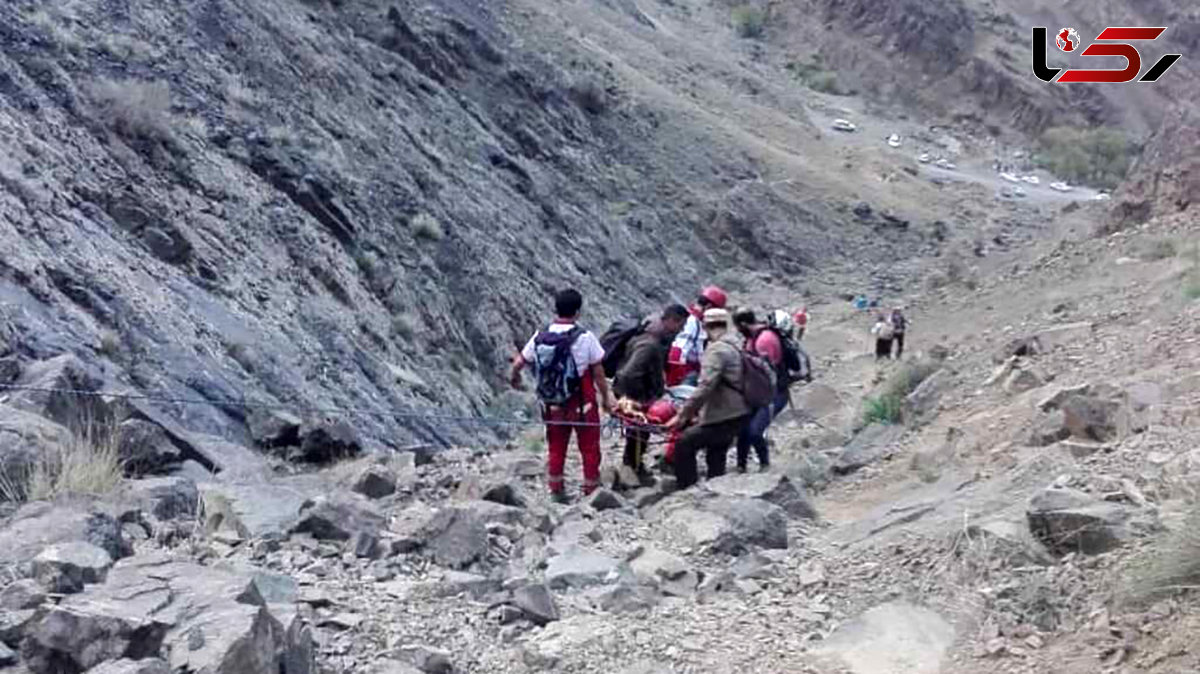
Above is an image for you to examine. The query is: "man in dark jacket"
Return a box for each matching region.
[664,308,752,490]
[614,304,688,486]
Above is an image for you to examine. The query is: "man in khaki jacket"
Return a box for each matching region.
[664,308,751,489]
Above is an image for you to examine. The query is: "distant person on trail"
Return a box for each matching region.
[666,286,728,387]
[664,308,751,489]
[853,295,869,311]
[613,304,689,487]
[509,288,614,503]
[732,309,787,473]
[871,312,894,360]
[793,306,809,341]
[890,307,908,359]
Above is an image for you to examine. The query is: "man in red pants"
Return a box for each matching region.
[510,289,613,503]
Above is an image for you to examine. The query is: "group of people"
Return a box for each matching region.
[509,286,810,503]
[870,307,908,360]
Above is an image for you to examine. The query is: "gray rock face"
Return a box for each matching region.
[904,369,949,420]
[21,553,310,674]
[704,473,817,520]
[510,583,559,625]
[6,355,108,429]
[811,601,955,674]
[247,408,302,449]
[703,498,789,553]
[415,502,525,569]
[834,423,905,475]
[122,476,199,521]
[392,645,453,674]
[481,483,527,508]
[0,404,74,499]
[88,659,171,674]
[545,545,621,589]
[353,466,398,500]
[116,419,183,477]
[0,609,36,648]
[0,501,129,566]
[291,494,384,541]
[32,541,114,594]
[1026,487,1155,554]
[198,478,316,539]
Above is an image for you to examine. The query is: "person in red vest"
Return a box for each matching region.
[666,286,728,387]
[793,306,809,341]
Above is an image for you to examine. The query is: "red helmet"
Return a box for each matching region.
[699,286,728,309]
[646,399,676,425]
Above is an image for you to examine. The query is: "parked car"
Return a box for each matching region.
[1021,175,1040,185]
[887,133,901,148]
[935,158,956,170]
[1094,192,1111,201]
[1013,186,1027,197]
[832,119,857,132]
[1049,181,1072,192]
[1000,172,1020,183]
[918,153,932,163]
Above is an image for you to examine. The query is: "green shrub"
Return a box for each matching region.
[391,314,416,341]
[732,6,766,38]
[861,360,939,426]
[1184,272,1200,301]
[786,58,844,94]
[1035,126,1138,190]
[411,213,444,241]
[863,393,903,425]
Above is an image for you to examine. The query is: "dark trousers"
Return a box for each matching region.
[893,333,905,358]
[623,427,650,470]
[875,338,893,359]
[736,390,790,469]
[674,416,748,490]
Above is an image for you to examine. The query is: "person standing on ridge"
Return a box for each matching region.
[613,304,689,487]
[664,308,751,489]
[510,288,613,503]
[666,286,728,387]
[732,309,786,473]
[890,307,908,359]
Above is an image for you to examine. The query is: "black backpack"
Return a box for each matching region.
[767,327,813,387]
[599,317,647,378]
[531,327,584,405]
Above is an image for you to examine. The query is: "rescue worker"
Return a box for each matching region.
[613,304,689,487]
[666,286,728,387]
[664,308,751,490]
[793,305,808,341]
[890,307,908,359]
[509,288,613,503]
[732,309,785,472]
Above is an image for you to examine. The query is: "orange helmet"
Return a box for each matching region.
[699,286,728,309]
[646,399,677,425]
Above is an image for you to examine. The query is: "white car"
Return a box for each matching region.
[1021,175,1040,185]
[1049,181,1072,192]
[887,133,901,148]
[1000,172,1020,183]
[1013,186,1027,197]
[935,158,956,170]
[918,153,932,163]
[832,119,857,132]
[1094,192,1111,201]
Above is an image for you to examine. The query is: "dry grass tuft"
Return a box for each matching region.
[89,79,175,143]
[1125,504,1200,604]
[19,420,124,502]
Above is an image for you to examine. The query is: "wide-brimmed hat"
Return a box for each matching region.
[702,308,730,325]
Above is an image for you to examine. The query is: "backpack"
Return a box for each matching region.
[599,317,646,378]
[877,321,895,340]
[736,348,776,408]
[531,327,584,405]
[765,327,813,386]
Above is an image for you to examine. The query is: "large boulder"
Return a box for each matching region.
[904,369,950,421]
[413,502,525,569]
[834,424,905,475]
[116,420,183,477]
[32,541,114,593]
[246,408,302,450]
[704,473,817,520]
[291,494,385,541]
[545,545,622,589]
[1026,487,1155,555]
[0,405,74,500]
[295,419,362,463]
[21,553,312,674]
[628,547,697,597]
[0,579,47,611]
[510,583,559,625]
[352,465,398,500]
[198,478,315,539]
[121,477,199,521]
[7,355,109,429]
[811,602,955,674]
[0,501,129,566]
[656,495,788,554]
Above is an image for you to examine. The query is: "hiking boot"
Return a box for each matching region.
[655,455,675,476]
[758,463,771,474]
[550,490,573,505]
[616,465,641,490]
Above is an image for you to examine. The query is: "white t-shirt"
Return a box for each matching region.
[521,322,605,374]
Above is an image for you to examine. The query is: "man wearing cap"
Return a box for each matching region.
[665,286,728,387]
[664,307,751,489]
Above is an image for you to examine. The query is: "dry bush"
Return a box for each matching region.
[410,213,444,241]
[1125,503,1200,604]
[731,6,766,38]
[89,79,175,143]
[24,420,123,501]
